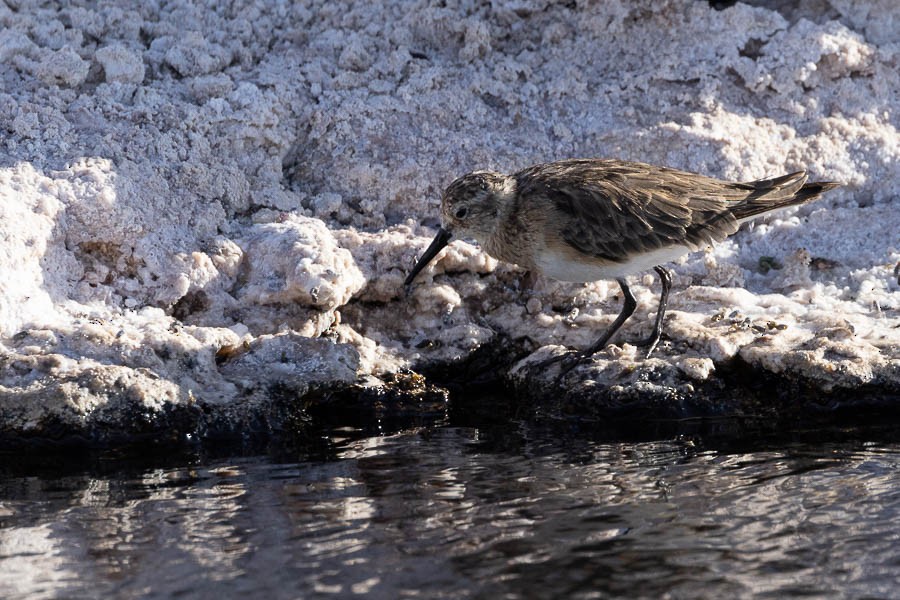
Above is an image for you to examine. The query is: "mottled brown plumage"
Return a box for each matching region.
[405,158,839,361]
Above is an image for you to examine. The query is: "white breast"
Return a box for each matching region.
[534,245,693,282]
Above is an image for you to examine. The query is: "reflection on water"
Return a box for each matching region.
[2,426,900,598]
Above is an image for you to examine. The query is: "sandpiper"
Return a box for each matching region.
[405,159,838,360]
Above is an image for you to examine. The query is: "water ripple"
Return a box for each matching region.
[2,427,900,598]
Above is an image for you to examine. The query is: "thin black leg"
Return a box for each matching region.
[640,265,672,357]
[532,277,638,373]
[583,277,637,356]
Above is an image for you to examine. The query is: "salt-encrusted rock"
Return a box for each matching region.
[829,0,898,45]
[163,31,231,77]
[217,332,359,392]
[95,44,145,84]
[0,163,82,337]
[34,46,89,87]
[0,0,897,444]
[0,29,36,62]
[237,215,364,311]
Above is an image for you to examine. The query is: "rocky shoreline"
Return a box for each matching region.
[2,331,897,450]
[1,1,898,449]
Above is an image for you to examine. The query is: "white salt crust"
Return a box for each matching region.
[0,0,897,426]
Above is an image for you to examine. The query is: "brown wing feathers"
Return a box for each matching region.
[516,160,837,262]
[730,173,839,221]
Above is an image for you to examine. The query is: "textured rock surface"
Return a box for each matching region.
[0,0,897,444]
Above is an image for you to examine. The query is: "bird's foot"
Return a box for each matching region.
[533,349,575,370]
[529,332,668,385]
[530,348,598,382]
[632,332,668,358]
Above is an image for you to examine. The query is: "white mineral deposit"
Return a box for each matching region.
[0,1,897,438]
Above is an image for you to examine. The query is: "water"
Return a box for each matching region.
[2,423,900,599]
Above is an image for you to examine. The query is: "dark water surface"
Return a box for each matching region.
[2,421,900,599]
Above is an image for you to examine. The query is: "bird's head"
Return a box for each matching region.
[404,170,512,287]
[439,171,510,242]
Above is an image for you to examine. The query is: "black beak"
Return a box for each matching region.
[404,227,452,287]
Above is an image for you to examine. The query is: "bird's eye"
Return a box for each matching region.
[455,207,468,219]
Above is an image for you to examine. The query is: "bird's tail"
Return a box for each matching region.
[730,172,840,222]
